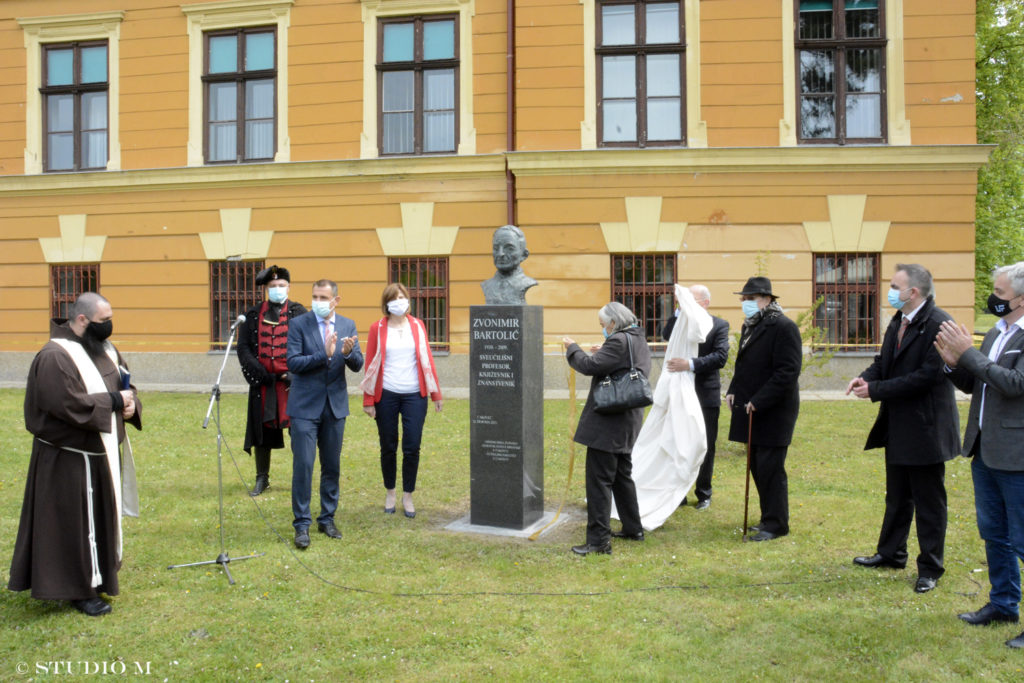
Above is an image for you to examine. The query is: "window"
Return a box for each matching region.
[611,253,676,342]
[796,0,886,144]
[41,42,108,172]
[204,28,276,163]
[50,264,100,320]
[377,15,458,155]
[389,257,449,350]
[813,252,879,351]
[210,260,264,347]
[597,0,684,147]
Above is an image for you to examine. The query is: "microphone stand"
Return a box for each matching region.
[169,319,263,584]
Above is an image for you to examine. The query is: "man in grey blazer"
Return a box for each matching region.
[286,279,363,549]
[937,261,1024,648]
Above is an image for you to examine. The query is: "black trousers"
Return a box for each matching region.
[876,461,946,578]
[375,389,429,493]
[694,406,720,502]
[750,444,789,535]
[585,446,642,546]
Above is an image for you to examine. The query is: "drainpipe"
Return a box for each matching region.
[505,0,517,226]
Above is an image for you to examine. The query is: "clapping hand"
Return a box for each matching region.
[934,320,973,367]
[341,336,356,356]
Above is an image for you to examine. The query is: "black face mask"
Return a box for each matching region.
[87,319,113,341]
[987,292,1016,318]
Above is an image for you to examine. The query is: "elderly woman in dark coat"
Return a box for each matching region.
[726,277,803,542]
[563,301,651,556]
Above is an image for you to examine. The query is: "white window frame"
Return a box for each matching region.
[780,0,909,146]
[581,0,705,149]
[360,0,477,159]
[182,0,293,167]
[18,11,124,174]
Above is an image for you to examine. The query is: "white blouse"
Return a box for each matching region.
[382,326,420,394]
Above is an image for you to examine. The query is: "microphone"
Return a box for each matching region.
[230,314,246,330]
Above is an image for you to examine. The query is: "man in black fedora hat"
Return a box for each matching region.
[725,276,803,541]
[237,265,306,496]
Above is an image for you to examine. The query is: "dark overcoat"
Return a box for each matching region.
[860,296,960,465]
[566,327,652,454]
[238,299,306,451]
[727,312,802,447]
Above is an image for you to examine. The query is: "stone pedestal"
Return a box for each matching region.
[469,305,544,529]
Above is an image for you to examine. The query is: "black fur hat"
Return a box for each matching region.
[255,265,290,286]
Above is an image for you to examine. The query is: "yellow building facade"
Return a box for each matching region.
[0,0,988,377]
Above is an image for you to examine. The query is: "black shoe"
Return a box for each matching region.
[749,530,780,542]
[1007,631,1024,649]
[959,603,1018,626]
[571,543,611,556]
[249,474,269,497]
[71,597,111,617]
[680,496,689,508]
[317,522,342,539]
[611,530,645,541]
[294,529,310,549]
[914,576,938,593]
[696,499,711,510]
[853,554,906,569]
[747,524,761,534]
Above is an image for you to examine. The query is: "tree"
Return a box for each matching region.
[975,0,1024,309]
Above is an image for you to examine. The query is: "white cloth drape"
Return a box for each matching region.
[612,284,713,531]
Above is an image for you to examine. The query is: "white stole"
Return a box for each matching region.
[50,339,125,574]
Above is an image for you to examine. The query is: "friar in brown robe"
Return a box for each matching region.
[8,292,141,616]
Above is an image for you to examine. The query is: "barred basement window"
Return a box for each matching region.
[50,264,99,320]
[389,256,449,350]
[813,252,879,351]
[210,260,264,348]
[611,253,676,342]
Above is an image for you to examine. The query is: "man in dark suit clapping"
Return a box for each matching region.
[847,263,960,594]
[663,284,730,510]
[937,261,1024,647]
[286,279,364,549]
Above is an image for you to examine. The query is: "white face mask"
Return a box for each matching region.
[311,300,332,319]
[267,286,288,304]
[387,298,410,316]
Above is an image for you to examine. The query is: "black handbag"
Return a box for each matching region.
[591,332,654,414]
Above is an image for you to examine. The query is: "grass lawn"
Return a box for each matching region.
[1,389,1022,681]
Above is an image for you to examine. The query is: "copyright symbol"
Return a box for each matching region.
[16,662,28,674]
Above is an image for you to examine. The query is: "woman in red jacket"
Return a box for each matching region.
[360,283,443,517]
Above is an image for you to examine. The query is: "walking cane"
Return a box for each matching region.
[742,408,753,542]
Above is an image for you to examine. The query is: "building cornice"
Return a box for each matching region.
[0,155,507,196]
[0,146,993,196]
[507,145,995,176]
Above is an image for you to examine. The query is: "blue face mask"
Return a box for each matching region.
[887,288,907,310]
[312,300,332,319]
[602,327,610,339]
[741,300,760,318]
[267,286,287,304]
